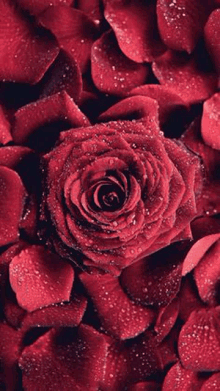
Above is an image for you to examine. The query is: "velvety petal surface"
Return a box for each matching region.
[0,322,22,391]
[19,325,109,391]
[201,92,220,150]
[0,166,26,247]
[80,271,155,339]
[39,6,98,72]
[21,295,87,328]
[204,9,220,74]
[157,0,211,53]
[152,50,217,104]
[182,233,220,275]
[104,0,165,62]
[194,239,220,305]
[40,50,82,104]
[17,0,73,15]
[13,91,90,148]
[0,0,59,83]
[9,245,74,312]
[162,361,204,391]
[178,307,220,371]
[91,31,148,95]
[200,373,220,391]
[0,105,12,144]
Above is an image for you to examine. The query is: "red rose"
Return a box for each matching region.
[0,0,219,390]
[42,106,202,273]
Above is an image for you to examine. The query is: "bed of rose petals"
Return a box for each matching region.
[0,0,220,390]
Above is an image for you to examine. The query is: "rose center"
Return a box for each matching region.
[98,184,124,211]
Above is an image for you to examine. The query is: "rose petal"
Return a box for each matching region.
[191,216,220,241]
[178,307,220,371]
[200,373,220,391]
[178,277,205,322]
[0,105,12,144]
[40,50,82,104]
[39,6,98,73]
[121,246,182,307]
[194,239,220,305]
[19,324,109,391]
[181,118,220,216]
[155,298,179,342]
[80,272,155,340]
[204,9,220,74]
[0,0,59,84]
[0,322,22,391]
[17,0,73,15]
[157,0,211,53]
[102,331,176,390]
[152,50,217,104]
[162,361,204,391]
[77,0,103,25]
[91,31,148,95]
[182,233,220,275]
[129,84,187,132]
[104,0,165,62]
[9,245,74,312]
[0,146,32,171]
[201,92,220,150]
[21,295,87,329]
[0,166,26,247]
[128,382,160,391]
[13,91,90,150]
[99,96,160,129]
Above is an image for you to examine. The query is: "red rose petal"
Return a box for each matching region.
[178,278,205,322]
[80,272,154,340]
[0,0,59,84]
[157,0,211,53]
[155,298,179,342]
[99,96,160,129]
[19,324,109,391]
[129,84,187,127]
[39,5,98,73]
[21,295,87,329]
[77,0,103,25]
[181,118,220,216]
[0,146,40,239]
[13,91,90,146]
[104,0,165,63]
[178,307,220,371]
[41,50,82,104]
[182,233,220,275]
[128,382,160,391]
[9,245,74,312]
[91,31,148,95]
[191,216,220,241]
[102,331,176,390]
[17,0,73,15]
[201,92,220,150]
[121,248,182,307]
[152,50,217,104]
[0,105,12,145]
[205,9,220,74]
[200,373,220,391]
[0,166,26,247]
[0,146,33,170]
[162,361,204,391]
[0,322,22,391]
[194,239,220,306]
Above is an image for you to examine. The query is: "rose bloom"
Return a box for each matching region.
[42,109,202,274]
[0,0,220,390]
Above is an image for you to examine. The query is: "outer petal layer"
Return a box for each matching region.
[0,0,59,83]
[9,245,74,312]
